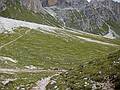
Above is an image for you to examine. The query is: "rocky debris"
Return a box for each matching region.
[20,0,44,13]
[0,17,56,33]
[0,56,17,63]
[50,80,56,85]
[33,77,51,90]
[91,80,114,90]
[1,79,16,85]
[0,0,6,12]
[31,74,59,90]
[24,65,37,70]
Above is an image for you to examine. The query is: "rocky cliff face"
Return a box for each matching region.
[89,0,120,36]
[91,0,120,21]
[48,0,57,6]
[20,0,44,13]
[46,0,120,36]
[0,0,6,12]
[51,0,88,8]
[0,0,120,37]
[0,0,44,13]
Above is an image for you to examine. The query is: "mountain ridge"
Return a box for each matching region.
[0,0,120,38]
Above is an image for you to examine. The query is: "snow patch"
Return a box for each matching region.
[104,30,119,39]
[104,30,116,39]
[103,23,119,39]
[87,0,91,2]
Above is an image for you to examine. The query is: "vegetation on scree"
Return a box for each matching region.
[47,50,120,90]
[0,72,56,90]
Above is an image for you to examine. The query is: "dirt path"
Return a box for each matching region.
[76,36,119,47]
[0,68,63,90]
[60,30,119,47]
[0,30,30,50]
[0,68,65,73]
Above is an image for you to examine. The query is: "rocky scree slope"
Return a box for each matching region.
[44,0,120,38]
[0,0,120,38]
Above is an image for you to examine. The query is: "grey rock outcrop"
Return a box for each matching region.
[0,0,6,12]
[0,0,120,36]
[20,0,44,13]
[46,0,120,35]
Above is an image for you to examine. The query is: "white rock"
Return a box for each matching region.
[0,56,17,63]
[24,65,37,70]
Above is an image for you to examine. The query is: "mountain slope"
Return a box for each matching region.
[47,50,120,90]
[0,0,120,38]
[46,0,120,38]
[0,0,62,27]
[0,17,120,89]
[0,0,120,90]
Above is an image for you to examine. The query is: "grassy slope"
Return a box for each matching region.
[0,27,119,89]
[64,29,120,45]
[0,28,118,69]
[47,50,120,90]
